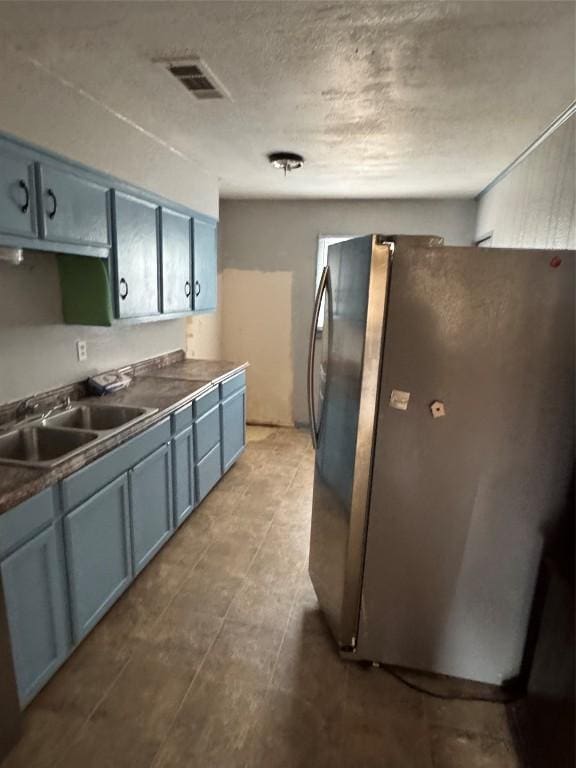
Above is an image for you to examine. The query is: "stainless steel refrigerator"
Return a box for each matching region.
[307,234,574,686]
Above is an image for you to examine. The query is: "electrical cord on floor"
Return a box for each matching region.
[367,664,524,704]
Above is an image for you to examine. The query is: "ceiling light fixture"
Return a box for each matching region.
[268,152,305,176]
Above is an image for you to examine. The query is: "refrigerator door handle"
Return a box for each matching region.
[307,265,329,449]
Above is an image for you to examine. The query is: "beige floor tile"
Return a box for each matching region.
[200,618,285,689]
[430,726,520,768]
[243,688,343,768]
[2,708,86,768]
[33,629,129,718]
[271,614,348,717]
[133,598,223,675]
[198,536,260,577]
[425,697,512,741]
[153,676,267,768]
[178,558,245,617]
[57,656,194,768]
[227,577,296,631]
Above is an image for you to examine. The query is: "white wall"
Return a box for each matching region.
[0,35,219,405]
[220,199,477,426]
[476,117,575,249]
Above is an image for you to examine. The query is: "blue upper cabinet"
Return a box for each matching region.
[0,131,218,324]
[113,190,160,319]
[161,208,192,314]
[0,140,38,242]
[193,218,218,312]
[37,162,110,255]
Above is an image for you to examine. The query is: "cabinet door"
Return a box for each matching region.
[172,428,195,527]
[195,443,222,503]
[129,444,173,574]
[221,388,246,472]
[1,527,69,706]
[192,218,217,311]
[64,475,132,643]
[194,405,221,463]
[113,191,160,318]
[38,163,110,250]
[0,141,37,240]
[161,208,192,314]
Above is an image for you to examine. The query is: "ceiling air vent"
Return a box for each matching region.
[166,60,226,100]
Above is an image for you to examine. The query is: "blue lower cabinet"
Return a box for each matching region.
[196,442,222,502]
[129,444,173,573]
[64,475,132,643]
[221,388,246,472]
[172,428,195,527]
[1,526,69,706]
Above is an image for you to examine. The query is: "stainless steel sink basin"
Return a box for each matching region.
[44,404,154,432]
[0,427,99,467]
[0,403,158,468]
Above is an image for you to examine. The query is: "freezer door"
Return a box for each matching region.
[357,244,575,684]
[308,236,391,648]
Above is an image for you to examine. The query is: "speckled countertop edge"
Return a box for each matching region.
[0,357,248,516]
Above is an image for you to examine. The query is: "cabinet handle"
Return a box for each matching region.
[119,278,129,300]
[195,280,201,297]
[18,179,30,213]
[46,188,57,219]
[185,281,191,297]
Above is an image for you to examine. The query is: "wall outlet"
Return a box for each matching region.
[76,340,88,362]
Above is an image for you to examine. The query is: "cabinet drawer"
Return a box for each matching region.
[195,443,222,502]
[172,403,193,434]
[61,418,171,511]
[194,405,220,462]
[0,488,57,559]
[193,386,219,419]
[220,371,246,400]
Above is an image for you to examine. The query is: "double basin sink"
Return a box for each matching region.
[0,404,158,468]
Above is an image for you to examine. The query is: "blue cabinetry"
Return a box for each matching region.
[161,208,192,314]
[221,388,246,472]
[1,528,69,707]
[196,443,222,502]
[0,140,37,242]
[64,475,132,643]
[193,218,217,311]
[0,373,247,708]
[0,489,69,707]
[130,444,173,573]
[37,163,110,254]
[112,191,160,319]
[0,131,219,324]
[172,426,195,527]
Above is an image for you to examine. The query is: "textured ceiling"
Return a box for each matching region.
[0,1,574,198]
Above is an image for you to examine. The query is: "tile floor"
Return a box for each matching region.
[4,427,520,768]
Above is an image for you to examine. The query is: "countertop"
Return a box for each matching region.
[0,358,247,516]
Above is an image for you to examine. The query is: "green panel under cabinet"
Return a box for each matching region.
[57,254,113,326]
